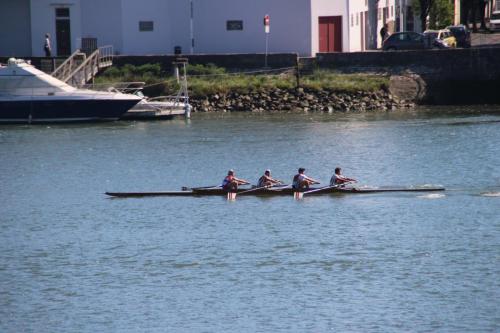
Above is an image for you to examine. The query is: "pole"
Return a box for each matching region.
[190,0,194,54]
[295,57,300,89]
[265,33,269,68]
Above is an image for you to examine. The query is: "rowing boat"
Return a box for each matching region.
[105,185,445,198]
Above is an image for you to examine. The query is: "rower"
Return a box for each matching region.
[222,169,250,192]
[330,167,357,186]
[257,169,282,187]
[292,168,320,189]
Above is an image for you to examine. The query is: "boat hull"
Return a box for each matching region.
[0,98,139,123]
[105,186,446,198]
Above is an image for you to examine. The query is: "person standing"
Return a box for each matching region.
[380,24,389,42]
[44,33,52,57]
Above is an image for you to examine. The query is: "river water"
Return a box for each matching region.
[1,107,499,332]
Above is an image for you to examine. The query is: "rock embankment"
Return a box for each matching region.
[189,88,414,112]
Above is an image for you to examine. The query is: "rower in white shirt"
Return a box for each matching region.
[330,167,357,186]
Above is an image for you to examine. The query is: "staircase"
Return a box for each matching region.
[51,45,113,87]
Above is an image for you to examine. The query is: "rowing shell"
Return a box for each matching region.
[105,186,445,198]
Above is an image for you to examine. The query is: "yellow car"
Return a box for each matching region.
[424,29,457,48]
[438,29,457,48]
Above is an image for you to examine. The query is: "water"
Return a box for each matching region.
[1,107,499,332]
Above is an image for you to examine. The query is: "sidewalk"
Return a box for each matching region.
[471,32,500,47]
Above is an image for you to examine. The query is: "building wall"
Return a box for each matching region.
[2,0,406,58]
[376,0,396,48]
[81,0,123,53]
[348,0,369,52]
[0,0,32,57]
[166,0,193,55]
[186,0,311,56]
[311,0,348,53]
[29,0,82,56]
[120,0,172,55]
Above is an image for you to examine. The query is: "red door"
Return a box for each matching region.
[319,16,342,52]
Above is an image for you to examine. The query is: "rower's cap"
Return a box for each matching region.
[299,167,305,172]
[228,169,234,175]
[265,169,271,173]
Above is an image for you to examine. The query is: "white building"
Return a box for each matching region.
[1,0,408,58]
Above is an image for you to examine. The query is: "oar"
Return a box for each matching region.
[182,185,222,191]
[237,182,286,196]
[300,181,354,197]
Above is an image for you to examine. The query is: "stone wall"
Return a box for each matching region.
[316,47,500,80]
[189,88,413,113]
[316,47,500,104]
[113,53,298,71]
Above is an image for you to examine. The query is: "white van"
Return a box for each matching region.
[490,11,500,31]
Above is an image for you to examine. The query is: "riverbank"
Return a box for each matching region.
[189,87,413,112]
[96,64,412,112]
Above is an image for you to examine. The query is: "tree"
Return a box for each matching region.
[428,0,454,29]
[461,0,488,32]
[368,0,379,49]
[413,0,454,30]
[412,0,435,31]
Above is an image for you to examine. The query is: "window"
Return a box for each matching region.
[139,21,154,31]
[365,0,368,6]
[226,20,243,30]
[351,14,354,27]
[356,13,359,25]
[56,8,69,18]
[391,6,394,17]
[378,8,381,20]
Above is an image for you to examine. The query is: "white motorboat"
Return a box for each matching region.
[0,58,141,123]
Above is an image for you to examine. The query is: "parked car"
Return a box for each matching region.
[489,11,500,31]
[382,32,426,51]
[446,25,471,48]
[424,29,457,48]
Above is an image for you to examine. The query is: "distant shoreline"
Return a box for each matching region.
[96,63,415,112]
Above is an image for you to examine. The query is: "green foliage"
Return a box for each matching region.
[187,63,226,75]
[412,0,453,30]
[429,0,454,29]
[96,64,388,98]
[302,70,388,93]
[100,63,164,83]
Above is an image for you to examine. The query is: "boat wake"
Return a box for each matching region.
[480,192,500,197]
[417,193,446,199]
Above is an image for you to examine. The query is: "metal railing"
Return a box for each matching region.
[51,45,114,87]
[51,49,86,81]
[98,45,113,67]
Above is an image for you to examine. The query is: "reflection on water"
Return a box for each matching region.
[1,106,500,332]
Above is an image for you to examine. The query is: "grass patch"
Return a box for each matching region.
[96,64,389,97]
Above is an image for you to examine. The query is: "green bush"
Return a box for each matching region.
[187,63,226,76]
